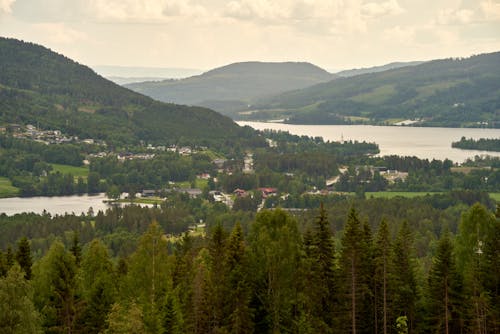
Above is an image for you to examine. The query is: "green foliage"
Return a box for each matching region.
[15,237,32,280]
[0,265,42,334]
[0,37,265,151]
[125,61,335,118]
[256,52,500,127]
[425,233,463,333]
[452,137,500,152]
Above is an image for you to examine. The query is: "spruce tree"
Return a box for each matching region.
[391,221,418,333]
[426,232,463,334]
[225,222,253,334]
[339,208,364,334]
[16,237,32,280]
[374,219,392,334]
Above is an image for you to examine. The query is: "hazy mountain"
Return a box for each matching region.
[125,61,337,117]
[335,61,424,77]
[251,52,500,128]
[92,65,202,79]
[0,38,258,148]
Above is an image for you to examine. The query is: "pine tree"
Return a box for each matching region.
[16,237,32,280]
[426,232,463,334]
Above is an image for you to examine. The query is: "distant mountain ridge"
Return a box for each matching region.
[335,61,424,77]
[250,52,500,128]
[0,37,259,148]
[125,61,337,117]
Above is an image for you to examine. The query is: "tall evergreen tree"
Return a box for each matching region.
[249,209,302,333]
[302,203,336,332]
[456,204,496,333]
[426,232,463,334]
[391,221,419,333]
[78,239,117,334]
[339,208,365,334]
[374,219,392,334]
[225,222,253,334]
[206,224,229,333]
[15,237,32,280]
[479,211,500,332]
[70,231,82,266]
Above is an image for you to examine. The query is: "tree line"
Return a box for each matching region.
[0,200,498,333]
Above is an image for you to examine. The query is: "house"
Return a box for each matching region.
[258,187,278,198]
[142,189,156,197]
[197,173,211,180]
[233,188,247,197]
[213,158,227,169]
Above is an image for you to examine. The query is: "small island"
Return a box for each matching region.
[452,137,500,152]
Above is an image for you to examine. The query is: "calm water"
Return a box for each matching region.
[238,122,500,163]
[0,193,110,216]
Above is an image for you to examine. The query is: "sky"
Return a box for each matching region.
[1,0,499,72]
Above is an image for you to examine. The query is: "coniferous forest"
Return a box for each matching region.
[0,196,498,334]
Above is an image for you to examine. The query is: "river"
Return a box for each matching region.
[238,122,500,162]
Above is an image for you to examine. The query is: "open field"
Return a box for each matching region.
[489,193,500,202]
[0,177,19,198]
[50,163,89,177]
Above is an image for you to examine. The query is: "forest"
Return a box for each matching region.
[0,193,498,334]
[452,137,500,152]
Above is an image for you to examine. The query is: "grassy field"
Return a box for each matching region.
[366,191,442,199]
[489,193,500,202]
[50,163,89,177]
[0,177,19,198]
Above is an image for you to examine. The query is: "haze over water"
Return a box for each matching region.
[238,122,500,163]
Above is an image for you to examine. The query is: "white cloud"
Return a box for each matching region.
[0,0,15,14]
[437,8,475,25]
[88,0,208,22]
[362,0,404,18]
[33,23,88,44]
[480,0,500,20]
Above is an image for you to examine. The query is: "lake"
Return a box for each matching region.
[238,122,500,163]
[0,193,153,216]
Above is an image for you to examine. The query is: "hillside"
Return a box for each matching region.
[125,61,336,117]
[251,52,500,128]
[0,37,259,149]
[335,61,424,77]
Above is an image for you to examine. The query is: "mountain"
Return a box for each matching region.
[124,61,337,117]
[92,65,202,79]
[0,37,260,149]
[335,61,424,77]
[251,52,500,128]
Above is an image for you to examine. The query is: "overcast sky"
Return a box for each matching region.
[1,0,499,71]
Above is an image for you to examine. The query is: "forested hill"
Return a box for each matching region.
[252,52,500,128]
[0,37,260,149]
[335,61,424,77]
[124,61,336,117]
